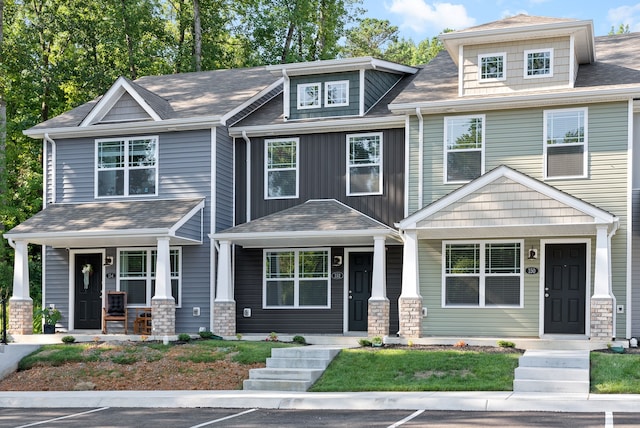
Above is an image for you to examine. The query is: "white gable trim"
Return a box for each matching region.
[80,77,162,127]
[220,77,284,126]
[398,165,616,230]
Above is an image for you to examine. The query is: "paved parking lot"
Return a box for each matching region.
[0,408,632,428]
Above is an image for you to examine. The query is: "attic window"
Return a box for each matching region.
[525,49,553,78]
[325,80,349,107]
[297,83,321,109]
[479,53,506,81]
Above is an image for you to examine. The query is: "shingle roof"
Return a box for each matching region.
[456,14,578,33]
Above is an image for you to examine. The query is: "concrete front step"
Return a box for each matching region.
[247,368,324,382]
[242,378,314,392]
[513,350,590,393]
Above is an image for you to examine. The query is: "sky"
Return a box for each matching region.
[360,0,640,42]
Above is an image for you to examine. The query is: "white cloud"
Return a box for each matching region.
[388,0,476,35]
[607,4,640,32]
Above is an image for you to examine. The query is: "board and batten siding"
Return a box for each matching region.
[407,101,630,337]
[289,72,360,120]
[238,128,405,228]
[462,37,572,96]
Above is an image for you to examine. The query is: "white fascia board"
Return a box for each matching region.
[398,165,616,230]
[24,116,223,139]
[220,78,284,126]
[266,57,418,76]
[212,228,401,243]
[389,87,640,115]
[228,116,404,138]
[4,228,171,242]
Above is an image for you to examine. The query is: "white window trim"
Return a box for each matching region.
[524,48,554,79]
[95,136,159,199]
[443,114,485,184]
[263,248,331,309]
[264,138,300,200]
[441,240,524,309]
[116,247,182,308]
[324,80,350,108]
[297,82,321,110]
[346,132,383,196]
[543,107,588,180]
[478,52,507,82]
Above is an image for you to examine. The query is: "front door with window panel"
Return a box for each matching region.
[74,253,102,329]
[348,252,373,331]
[544,244,586,334]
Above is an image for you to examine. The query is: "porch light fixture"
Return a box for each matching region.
[528,248,538,260]
[332,255,343,267]
[104,256,113,266]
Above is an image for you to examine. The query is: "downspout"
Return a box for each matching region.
[416,108,424,209]
[282,69,290,121]
[44,133,57,205]
[608,219,620,338]
[242,131,251,222]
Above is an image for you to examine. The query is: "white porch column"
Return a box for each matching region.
[153,237,172,299]
[151,237,175,336]
[370,236,387,300]
[214,240,236,336]
[9,240,33,334]
[398,230,422,339]
[593,225,612,298]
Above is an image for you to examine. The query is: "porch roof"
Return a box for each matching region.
[212,199,401,248]
[4,198,205,248]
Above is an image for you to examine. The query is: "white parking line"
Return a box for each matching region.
[189,408,258,427]
[387,409,425,428]
[15,407,110,428]
[605,411,613,428]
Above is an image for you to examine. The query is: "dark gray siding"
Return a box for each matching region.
[215,127,234,232]
[289,72,360,120]
[633,190,640,336]
[234,246,402,334]
[364,70,402,112]
[235,128,405,227]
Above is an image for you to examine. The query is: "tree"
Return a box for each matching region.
[609,24,630,35]
[343,18,398,59]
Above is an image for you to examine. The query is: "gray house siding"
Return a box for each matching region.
[215,127,234,232]
[289,72,360,120]
[633,189,640,337]
[101,92,151,122]
[236,128,405,227]
[364,70,402,112]
[175,211,203,242]
[42,247,69,321]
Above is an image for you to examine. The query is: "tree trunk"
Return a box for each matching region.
[193,0,201,71]
[120,0,137,80]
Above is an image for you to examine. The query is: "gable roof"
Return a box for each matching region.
[212,199,401,247]
[390,32,640,114]
[5,198,205,248]
[398,166,617,239]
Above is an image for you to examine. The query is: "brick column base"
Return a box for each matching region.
[8,298,33,335]
[368,298,390,337]
[214,301,236,337]
[398,296,422,339]
[151,298,175,336]
[590,297,613,340]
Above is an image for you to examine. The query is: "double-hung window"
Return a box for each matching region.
[297,83,321,109]
[118,248,181,307]
[347,132,382,195]
[444,116,484,183]
[524,49,553,78]
[443,241,523,307]
[265,138,299,199]
[544,108,587,179]
[325,80,349,107]
[264,249,330,308]
[96,137,157,197]
[479,53,506,81]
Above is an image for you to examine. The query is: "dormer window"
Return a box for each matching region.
[325,80,349,107]
[525,49,553,78]
[479,53,506,81]
[297,83,321,109]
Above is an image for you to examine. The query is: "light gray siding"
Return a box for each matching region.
[215,127,234,232]
[175,210,203,242]
[101,92,151,122]
[42,248,70,323]
[633,190,640,337]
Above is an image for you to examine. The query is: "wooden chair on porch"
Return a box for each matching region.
[102,291,127,334]
[133,307,152,335]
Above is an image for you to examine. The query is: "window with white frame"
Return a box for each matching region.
[264,249,330,308]
[479,53,506,81]
[347,133,382,195]
[443,241,522,307]
[525,49,553,78]
[297,82,321,109]
[96,137,157,197]
[544,108,587,178]
[325,80,349,107]
[444,116,484,183]
[118,248,181,307]
[265,138,299,199]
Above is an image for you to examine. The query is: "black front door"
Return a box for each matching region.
[348,252,373,331]
[74,253,103,330]
[544,244,586,334]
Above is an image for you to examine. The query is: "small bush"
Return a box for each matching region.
[199,331,223,340]
[454,340,466,348]
[265,332,278,342]
[497,340,515,348]
[292,335,306,345]
[177,333,191,342]
[358,339,372,347]
[61,336,76,344]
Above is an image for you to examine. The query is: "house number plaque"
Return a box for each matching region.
[525,267,538,275]
[331,271,344,280]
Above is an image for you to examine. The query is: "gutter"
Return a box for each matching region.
[242,131,251,222]
[43,133,57,204]
[416,108,424,209]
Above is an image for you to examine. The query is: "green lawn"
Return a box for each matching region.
[590,352,640,393]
